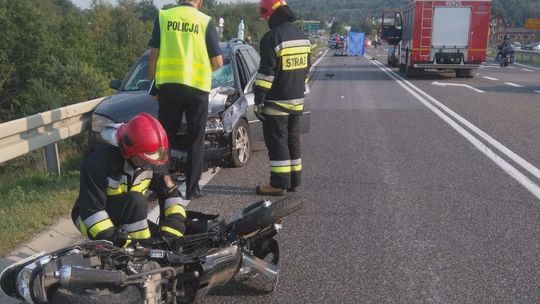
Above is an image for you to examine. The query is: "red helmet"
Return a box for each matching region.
[117,113,169,171]
[258,0,287,21]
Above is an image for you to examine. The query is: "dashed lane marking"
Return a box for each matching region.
[482,76,499,81]
[504,82,525,88]
[522,69,534,72]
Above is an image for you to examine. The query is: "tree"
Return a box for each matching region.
[137,0,158,21]
[330,21,346,35]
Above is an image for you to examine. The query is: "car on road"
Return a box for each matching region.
[522,42,540,51]
[90,39,310,171]
[90,39,261,170]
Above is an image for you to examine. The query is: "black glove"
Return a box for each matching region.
[109,228,130,247]
[253,104,265,122]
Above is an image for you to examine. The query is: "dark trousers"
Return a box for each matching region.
[263,114,302,189]
[158,84,208,198]
[72,192,149,240]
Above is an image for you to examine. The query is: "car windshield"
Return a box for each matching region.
[123,53,234,92]
[211,63,234,88]
[123,57,151,92]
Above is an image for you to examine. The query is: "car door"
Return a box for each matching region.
[230,47,264,138]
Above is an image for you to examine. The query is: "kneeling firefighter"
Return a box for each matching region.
[72,113,186,247]
[254,0,311,196]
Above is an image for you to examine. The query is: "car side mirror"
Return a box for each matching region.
[109,79,122,90]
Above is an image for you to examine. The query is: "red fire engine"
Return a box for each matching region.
[381,0,491,78]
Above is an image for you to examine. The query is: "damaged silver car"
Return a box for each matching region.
[89,39,310,171]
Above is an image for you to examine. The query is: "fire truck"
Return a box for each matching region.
[381,0,491,78]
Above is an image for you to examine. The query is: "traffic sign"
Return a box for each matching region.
[525,18,540,30]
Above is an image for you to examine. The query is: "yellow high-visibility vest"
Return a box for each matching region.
[156,6,212,92]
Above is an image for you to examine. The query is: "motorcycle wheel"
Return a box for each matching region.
[50,285,143,304]
[234,195,304,235]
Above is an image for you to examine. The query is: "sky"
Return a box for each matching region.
[71,0,256,10]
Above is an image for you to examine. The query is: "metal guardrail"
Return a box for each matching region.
[514,49,540,63]
[0,97,105,175]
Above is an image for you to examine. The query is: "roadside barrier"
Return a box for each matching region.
[514,49,540,64]
[0,98,105,175]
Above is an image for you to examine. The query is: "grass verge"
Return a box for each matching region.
[0,172,80,256]
[0,137,85,256]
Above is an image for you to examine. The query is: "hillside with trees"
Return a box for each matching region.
[288,0,539,28]
[0,0,266,123]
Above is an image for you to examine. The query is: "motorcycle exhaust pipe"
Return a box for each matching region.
[55,265,127,288]
[241,253,278,283]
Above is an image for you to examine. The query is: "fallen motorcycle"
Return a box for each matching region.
[1,195,304,304]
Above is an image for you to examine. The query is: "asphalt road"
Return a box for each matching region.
[3,49,540,303]
[193,48,540,303]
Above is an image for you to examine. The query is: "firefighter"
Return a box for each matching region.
[254,0,311,196]
[71,113,186,247]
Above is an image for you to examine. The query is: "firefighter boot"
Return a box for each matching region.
[255,184,287,196]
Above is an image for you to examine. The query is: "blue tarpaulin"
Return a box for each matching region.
[347,32,365,56]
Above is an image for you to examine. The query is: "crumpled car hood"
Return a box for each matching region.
[94,88,229,123]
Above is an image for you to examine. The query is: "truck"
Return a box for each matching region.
[381,0,491,78]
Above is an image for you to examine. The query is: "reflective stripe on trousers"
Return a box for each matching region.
[263,114,302,189]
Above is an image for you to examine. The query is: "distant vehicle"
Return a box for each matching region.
[364,38,372,47]
[522,42,540,51]
[512,42,521,49]
[380,0,491,78]
[496,44,515,67]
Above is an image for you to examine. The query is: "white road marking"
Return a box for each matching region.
[514,62,540,70]
[367,55,540,200]
[505,82,525,88]
[507,66,516,69]
[311,49,328,68]
[521,68,534,72]
[432,81,485,93]
[535,91,540,94]
[482,76,499,81]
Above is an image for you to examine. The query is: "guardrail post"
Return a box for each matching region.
[43,143,61,176]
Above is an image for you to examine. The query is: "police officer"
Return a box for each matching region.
[254,0,311,196]
[72,113,187,247]
[148,0,223,200]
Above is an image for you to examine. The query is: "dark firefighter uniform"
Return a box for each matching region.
[72,146,186,246]
[255,12,311,190]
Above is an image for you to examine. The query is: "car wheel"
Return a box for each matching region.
[229,119,251,167]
